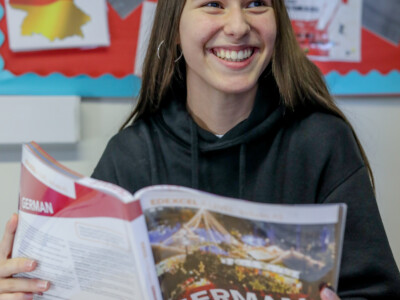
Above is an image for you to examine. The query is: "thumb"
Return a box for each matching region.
[0,213,18,260]
[320,287,341,300]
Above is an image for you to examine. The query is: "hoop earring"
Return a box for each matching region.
[157,40,183,63]
[174,50,183,63]
[157,40,164,60]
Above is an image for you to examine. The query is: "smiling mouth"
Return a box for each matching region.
[212,48,255,62]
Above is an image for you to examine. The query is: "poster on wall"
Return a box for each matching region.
[0,0,157,97]
[5,0,110,52]
[286,0,362,62]
[286,0,400,96]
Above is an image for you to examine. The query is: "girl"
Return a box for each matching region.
[1,0,399,299]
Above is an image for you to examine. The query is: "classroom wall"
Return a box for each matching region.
[0,96,399,270]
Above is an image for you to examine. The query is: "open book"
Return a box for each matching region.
[13,142,347,300]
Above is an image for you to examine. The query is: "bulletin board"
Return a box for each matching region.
[0,0,157,97]
[287,0,400,96]
[0,0,399,97]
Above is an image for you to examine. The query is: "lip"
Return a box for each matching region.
[212,45,255,51]
[209,46,258,70]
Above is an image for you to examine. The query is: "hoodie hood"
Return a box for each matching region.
[156,77,285,152]
[151,77,285,196]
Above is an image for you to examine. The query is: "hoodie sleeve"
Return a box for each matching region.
[323,166,400,299]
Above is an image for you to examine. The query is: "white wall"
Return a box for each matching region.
[336,97,400,269]
[0,96,399,270]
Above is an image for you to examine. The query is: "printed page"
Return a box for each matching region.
[78,178,162,300]
[138,186,346,300]
[13,143,158,300]
[13,213,143,300]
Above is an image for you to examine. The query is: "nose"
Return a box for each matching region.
[223,7,250,39]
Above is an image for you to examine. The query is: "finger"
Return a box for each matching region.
[0,292,34,300]
[320,287,341,300]
[0,214,18,260]
[0,258,36,278]
[0,278,50,294]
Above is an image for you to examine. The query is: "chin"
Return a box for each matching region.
[214,80,258,95]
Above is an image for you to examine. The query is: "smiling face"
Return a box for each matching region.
[179,0,277,96]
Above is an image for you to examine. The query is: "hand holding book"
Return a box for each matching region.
[0,214,50,298]
[320,286,340,300]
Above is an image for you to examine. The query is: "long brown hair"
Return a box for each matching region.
[120,0,186,128]
[121,0,374,188]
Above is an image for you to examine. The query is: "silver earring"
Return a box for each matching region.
[157,40,183,63]
[157,40,164,60]
[174,50,183,63]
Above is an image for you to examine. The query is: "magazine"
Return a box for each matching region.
[13,142,347,300]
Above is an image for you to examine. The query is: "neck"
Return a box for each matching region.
[186,84,257,135]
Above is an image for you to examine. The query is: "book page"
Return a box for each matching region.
[13,213,143,300]
[13,143,157,300]
[138,186,346,300]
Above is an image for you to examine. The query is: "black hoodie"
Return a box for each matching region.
[92,84,400,299]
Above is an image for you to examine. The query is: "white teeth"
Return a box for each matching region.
[214,48,253,62]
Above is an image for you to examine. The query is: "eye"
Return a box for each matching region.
[205,2,222,8]
[247,1,266,8]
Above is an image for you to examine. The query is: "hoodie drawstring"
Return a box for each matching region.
[190,120,246,198]
[146,118,247,198]
[239,144,246,199]
[190,121,199,189]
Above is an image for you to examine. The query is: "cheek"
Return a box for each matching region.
[258,20,277,48]
[267,30,277,49]
[180,15,221,49]
[199,18,222,44]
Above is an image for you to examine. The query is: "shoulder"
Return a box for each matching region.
[291,111,354,143]
[286,111,359,157]
[284,111,365,199]
[105,118,155,155]
[91,118,154,188]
